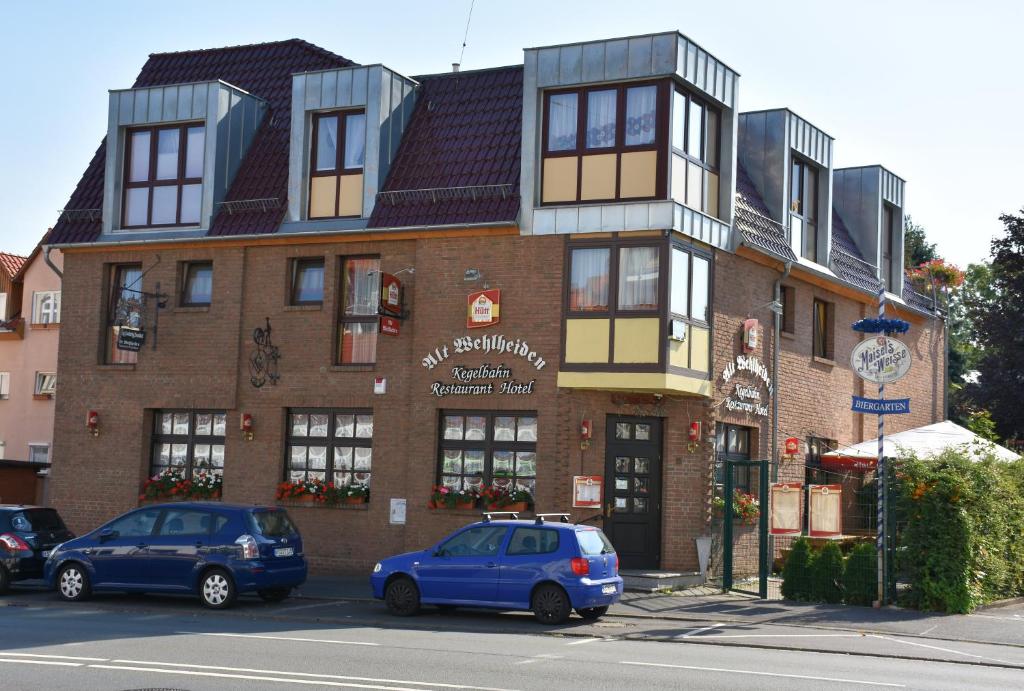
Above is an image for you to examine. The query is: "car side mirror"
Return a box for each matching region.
[98,528,119,542]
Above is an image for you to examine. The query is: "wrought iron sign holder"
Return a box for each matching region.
[249,317,281,388]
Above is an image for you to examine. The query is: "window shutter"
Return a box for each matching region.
[0,372,9,398]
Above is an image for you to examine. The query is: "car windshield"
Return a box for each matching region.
[576,529,615,555]
[13,509,67,532]
[249,509,298,538]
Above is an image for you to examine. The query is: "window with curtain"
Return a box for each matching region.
[309,110,366,219]
[586,90,617,149]
[568,247,610,311]
[181,262,212,306]
[439,411,537,497]
[812,299,834,359]
[338,256,380,364]
[106,264,143,364]
[123,123,205,228]
[151,410,226,478]
[290,258,324,305]
[625,85,658,146]
[547,93,578,152]
[31,291,61,324]
[618,246,660,311]
[286,409,373,488]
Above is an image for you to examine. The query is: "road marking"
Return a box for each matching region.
[699,633,862,639]
[0,658,82,668]
[514,654,563,665]
[274,601,344,613]
[868,635,1014,665]
[681,623,723,637]
[92,664,521,690]
[565,637,601,646]
[109,659,518,691]
[176,631,380,646]
[619,661,904,687]
[0,652,108,662]
[919,625,939,636]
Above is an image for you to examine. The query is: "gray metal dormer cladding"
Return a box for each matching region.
[101,81,267,237]
[286,65,417,230]
[738,109,834,265]
[833,166,906,297]
[520,31,740,250]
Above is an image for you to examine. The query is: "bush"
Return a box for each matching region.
[781,537,814,601]
[811,541,844,604]
[895,448,1024,613]
[844,543,877,606]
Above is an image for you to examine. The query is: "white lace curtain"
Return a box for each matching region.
[569,248,609,311]
[586,90,616,148]
[547,93,578,151]
[618,246,659,310]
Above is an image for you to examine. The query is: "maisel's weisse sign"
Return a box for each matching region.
[115,327,145,352]
[422,334,546,397]
[851,396,910,415]
[850,336,912,384]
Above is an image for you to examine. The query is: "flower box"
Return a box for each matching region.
[485,501,528,514]
[277,499,368,510]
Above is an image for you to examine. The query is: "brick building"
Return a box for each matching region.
[46,31,943,574]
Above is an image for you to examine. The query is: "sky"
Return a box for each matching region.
[1,0,1020,267]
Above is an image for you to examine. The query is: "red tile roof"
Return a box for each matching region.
[0,252,28,279]
[49,39,354,244]
[368,66,523,228]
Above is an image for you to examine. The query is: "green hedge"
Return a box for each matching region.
[781,537,877,606]
[895,448,1024,613]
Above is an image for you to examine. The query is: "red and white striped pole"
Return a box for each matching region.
[876,284,886,606]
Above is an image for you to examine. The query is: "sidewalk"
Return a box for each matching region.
[294,575,1024,648]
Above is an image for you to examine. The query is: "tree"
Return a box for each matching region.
[904,214,938,269]
[972,210,1024,441]
[948,262,996,426]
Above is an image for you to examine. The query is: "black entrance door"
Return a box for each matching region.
[604,416,662,570]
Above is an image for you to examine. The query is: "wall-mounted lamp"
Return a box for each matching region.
[86,410,100,437]
[463,268,482,282]
[240,413,254,441]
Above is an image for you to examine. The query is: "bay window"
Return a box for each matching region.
[618,246,660,311]
[567,242,662,316]
[542,81,666,204]
[568,247,610,311]
[309,110,366,218]
[671,89,721,219]
[123,123,205,228]
[337,256,380,364]
[438,412,537,497]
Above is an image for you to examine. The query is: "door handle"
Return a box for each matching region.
[604,502,615,517]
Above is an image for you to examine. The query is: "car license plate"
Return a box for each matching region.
[274,547,294,558]
[41,551,51,558]
[602,584,617,595]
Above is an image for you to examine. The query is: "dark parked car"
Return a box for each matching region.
[371,514,622,624]
[43,502,306,608]
[0,505,75,593]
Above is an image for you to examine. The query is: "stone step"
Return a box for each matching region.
[620,569,704,592]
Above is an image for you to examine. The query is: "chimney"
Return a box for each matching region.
[452,62,460,73]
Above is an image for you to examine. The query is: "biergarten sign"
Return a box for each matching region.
[720,354,772,417]
[851,396,910,415]
[422,334,547,398]
[850,336,912,384]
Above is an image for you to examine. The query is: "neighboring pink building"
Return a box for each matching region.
[0,240,62,467]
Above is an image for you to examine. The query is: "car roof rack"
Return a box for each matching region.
[534,513,571,525]
[481,511,520,522]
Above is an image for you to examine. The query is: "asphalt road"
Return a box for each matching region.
[2,587,1022,690]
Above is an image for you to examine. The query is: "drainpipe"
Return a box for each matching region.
[42,245,62,279]
[771,261,792,482]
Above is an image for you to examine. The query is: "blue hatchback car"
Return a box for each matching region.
[43,502,306,609]
[371,514,622,624]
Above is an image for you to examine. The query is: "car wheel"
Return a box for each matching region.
[257,587,292,603]
[532,584,571,625]
[199,568,236,609]
[384,576,420,616]
[0,565,10,594]
[576,606,609,620]
[57,564,91,602]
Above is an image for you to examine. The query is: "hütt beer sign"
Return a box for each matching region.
[467,289,500,329]
[851,336,912,384]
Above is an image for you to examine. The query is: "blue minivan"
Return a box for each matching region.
[43,502,306,608]
[371,515,622,624]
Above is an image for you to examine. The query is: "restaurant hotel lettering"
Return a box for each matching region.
[46,30,945,573]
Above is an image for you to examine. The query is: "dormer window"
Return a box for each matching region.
[789,156,818,262]
[309,110,366,219]
[881,204,896,291]
[123,123,205,228]
[670,89,721,218]
[541,82,667,205]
